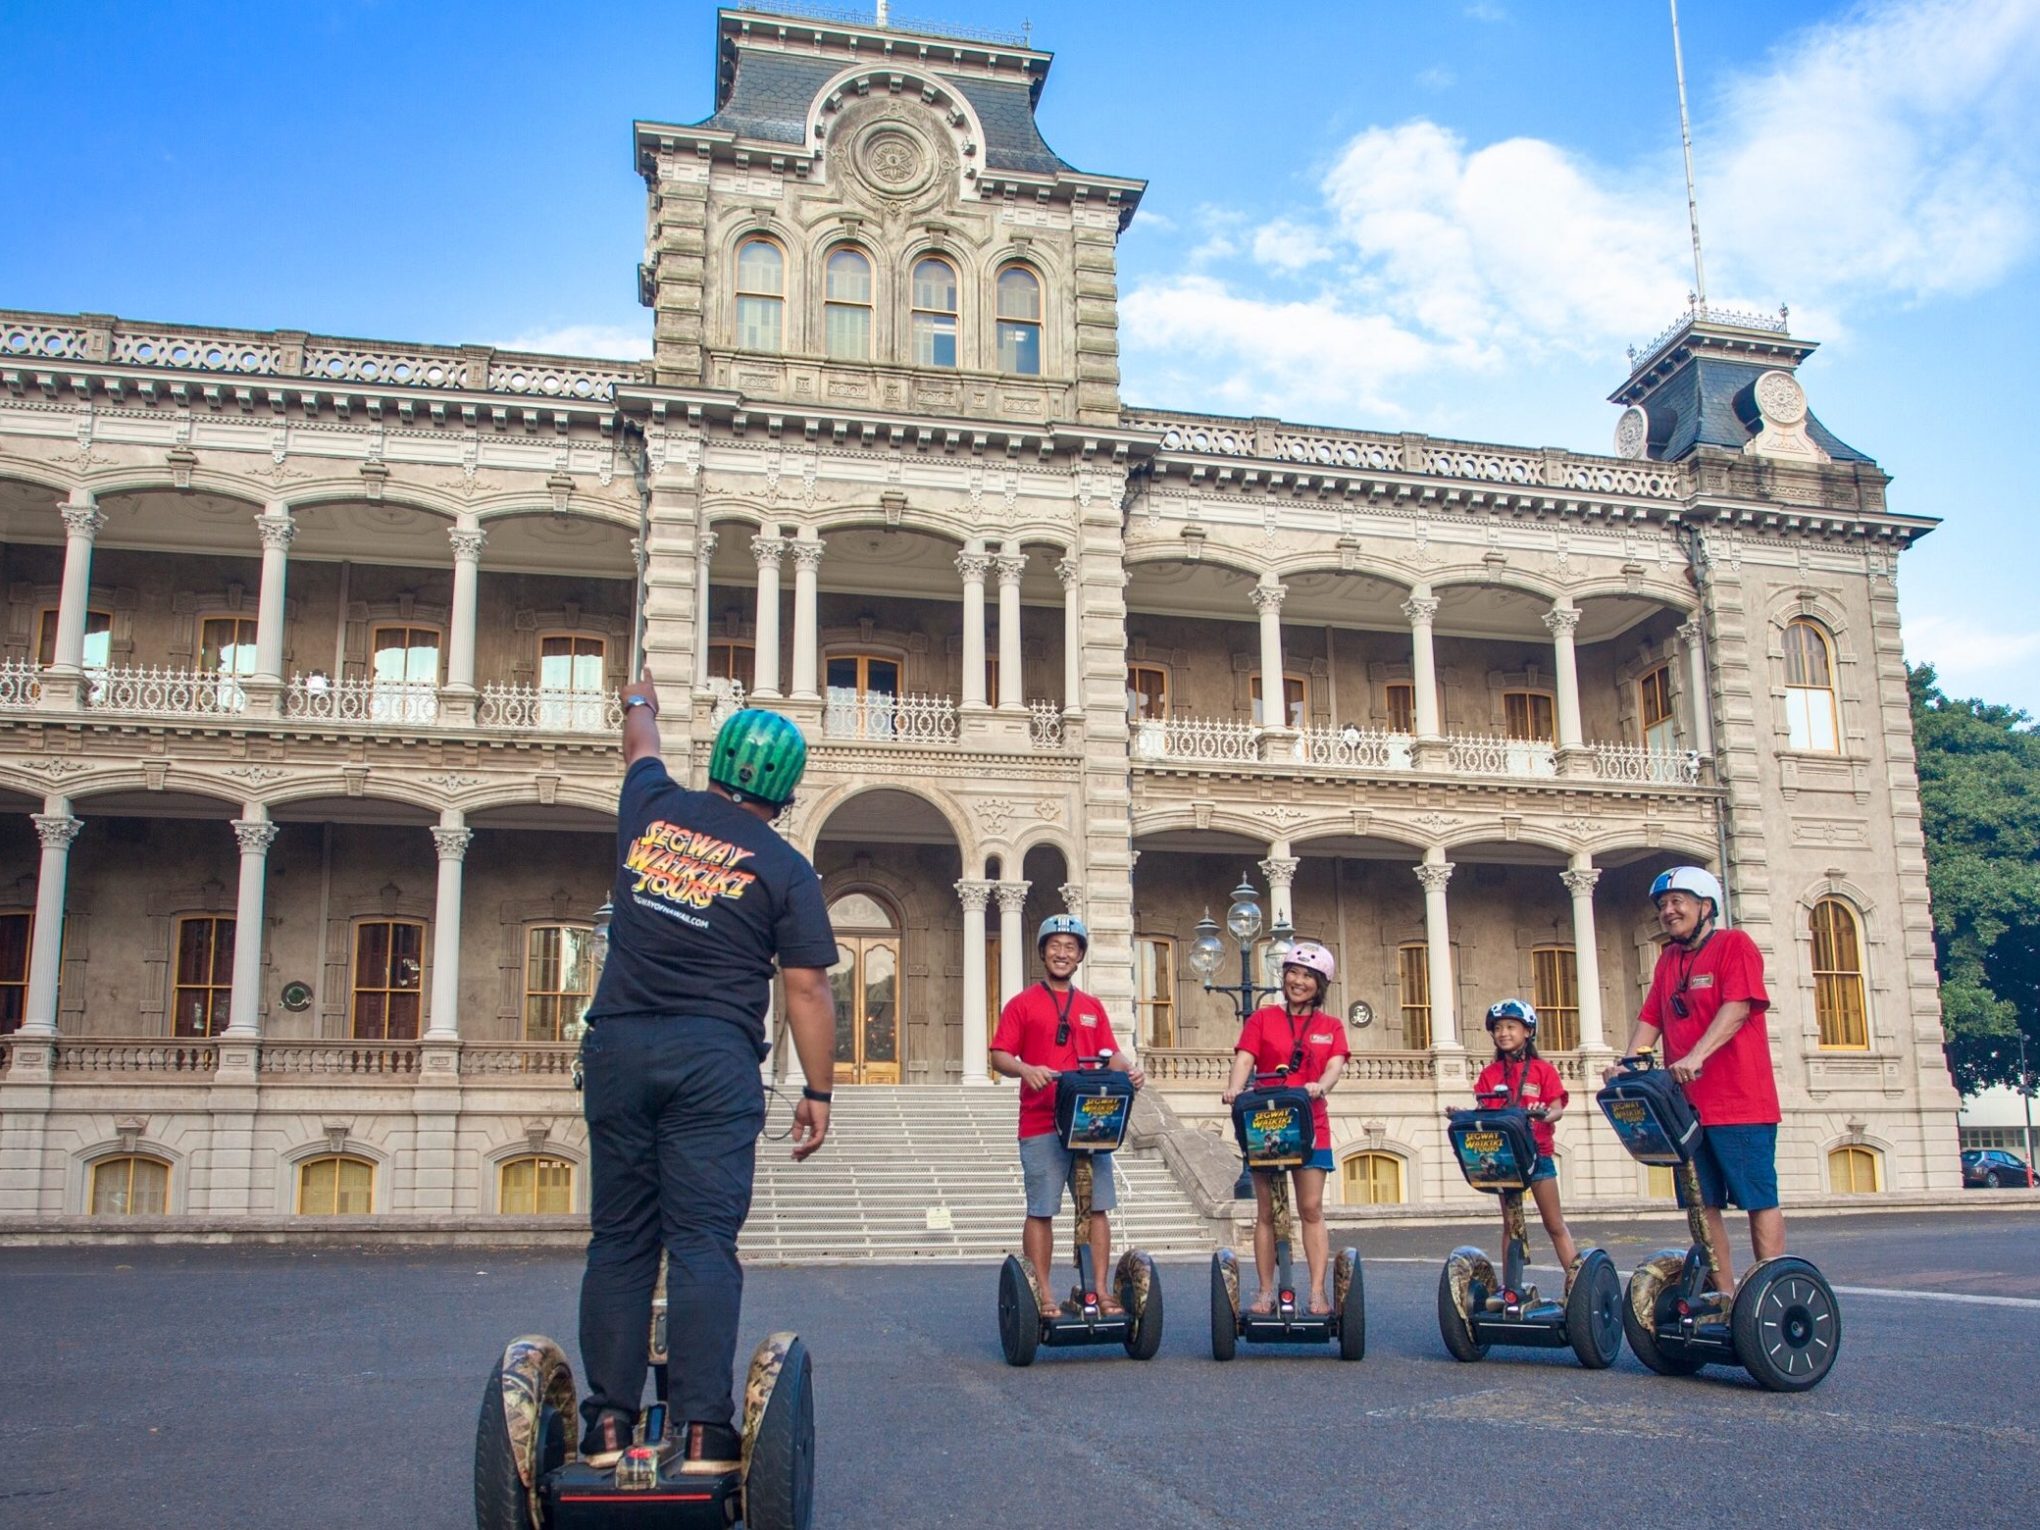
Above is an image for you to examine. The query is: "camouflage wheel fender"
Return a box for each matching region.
[1629,1249,1689,1329]
[1333,1248,1359,1313]
[1113,1248,1152,1313]
[497,1335,577,1526]
[1215,1247,1241,1315]
[1014,1254,1052,1320]
[648,1252,670,1366]
[1564,1247,1595,1300]
[1446,1245,1496,1316]
[741,1331,799,1479]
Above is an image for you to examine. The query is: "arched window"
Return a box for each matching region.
[1811,898,1869,1049]
[735,238,785,352]
[90,1154,170,1215]
[1341,1150,1405,1205]
[1828,1144,1882,1194]
[297,1154,375,1215]
[823,247,873,361]
[828,892,899,1085]
[499,1155,575,1214]
[1784,618,1839,752]
[911,257,959,368]
[995,265,1042,375]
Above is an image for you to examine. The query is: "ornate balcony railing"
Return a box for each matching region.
[1442,733,1558,779]
[1144,1047,1437,1083]
[1130,712,1258,765]
[1297,723,1413,771]
[477,684,622,734]
[285,674,438,726]
[1027,699,1065,749]
[821,688,958,744]
[89,666,248,718]
[460,1042,579,1078]
[706,678,748,723]
[53,1039,218,1074]
[258,1040,421,1077]
[0,657,42,709]
[1589,742,1703,786]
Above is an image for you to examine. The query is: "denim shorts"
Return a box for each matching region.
[1678,1124,1780,1211]
[1019,1131,1118,1218]
[1252,1148,1334,1174]
[1528,1154,1558,1184]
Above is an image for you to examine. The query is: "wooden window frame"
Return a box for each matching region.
[1530,945,1581,1052]
[1639,663,1677,751]
[1783,618,1840,753]
[734,236,787,353]
[994,264,1043,376]
[0,909,31,1035]
[1810,897,1870,1049]
[1385,681,1416,735]
[1503,690,1557,743]
[1398,943,1431,1049]
[1341,1150,1406,1206]
[350,918,425,1041]
[707,639,756,690]
[171,914,237,1038]
[523,923,596,1042]
[1827,1144,1882,1194]
[36,606,112,670]
[89,1153,170,1215]
[910,256,960,369]
[1126,664,1169,722]
[823,245,874,362]
[1135,935,1176,1049]
[296,1154,375,1215]
[1250,671,1311,729]
[369,623,442,686]
[498,1154,575,1215]
[824,651,902,699]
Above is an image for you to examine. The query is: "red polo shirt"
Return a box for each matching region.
[1235,1005,1350,1149]
[1472,1056,1568,1156]
[1638,928,1779,1126]
[990,982,1122,1140]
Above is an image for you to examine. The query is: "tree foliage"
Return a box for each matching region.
[1910,664,2040,1095]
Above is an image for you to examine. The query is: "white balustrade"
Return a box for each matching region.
[1423,445,1543,484]
[706,677,748,723]
[0,658,42,709]
[477,684,621,733]
[111,331,280,375]
[89,665,249,717]
[303,346,463,388]
[1297,723,1413,770]
[53,1039,219,1074]
[286,674,439,726]
[1,320,86,360]
[1590,742,1702,785]
[1442,733,1558,779]
[1131,712,1260,765]
[821,688,958,744]
[1027,699,1064,749]
[258,1040,420,1076]
[486,356,635,401]
[459,1043,579,1078]
[1274,431,1403,471]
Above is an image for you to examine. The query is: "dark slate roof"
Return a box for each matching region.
[1641,356,1869,464]
[693,48,1077,175]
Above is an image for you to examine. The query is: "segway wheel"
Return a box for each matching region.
[474,1337,575,1530]
[998,1254,1041,1367]
[1564,1249,1623,1370]
[1209,1250,1238,1362]
[1731,1257,1842,1393]
[1437,1252,1488,1362]
[742,1334,814,1530]
[1334,1248,1365,1362]
[1622,1252,1707,1377]
[1117,1251,1165,1360]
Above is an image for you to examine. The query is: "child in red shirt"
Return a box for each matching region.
[1220,941,1349,1315]
[1469,998,1580,1277]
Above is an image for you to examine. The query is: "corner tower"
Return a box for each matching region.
[634,6,1145,428]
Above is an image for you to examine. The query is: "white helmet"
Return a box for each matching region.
[1650,866,1724,920]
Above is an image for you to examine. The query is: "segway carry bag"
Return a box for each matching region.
[1595,1064,1702,1166]
[1055,1068,1135,1153]
[1445,1105,1540,1194]
[1232,1085,1315,1169]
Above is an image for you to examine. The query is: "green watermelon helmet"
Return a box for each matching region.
[709,708,807,809]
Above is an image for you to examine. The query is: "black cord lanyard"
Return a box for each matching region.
[1042,980,1077,1049]
[1281,1006,1317,1074]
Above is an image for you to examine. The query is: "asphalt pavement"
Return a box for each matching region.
[3,1209,2037,1529]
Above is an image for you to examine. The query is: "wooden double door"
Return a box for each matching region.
[828,892,900,1085]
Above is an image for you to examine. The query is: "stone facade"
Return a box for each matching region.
[0,8,1959,1226]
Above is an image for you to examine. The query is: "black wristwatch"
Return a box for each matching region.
[801,1085,833,1103]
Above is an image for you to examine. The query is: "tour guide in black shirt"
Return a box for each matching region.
[576,669,838,1475]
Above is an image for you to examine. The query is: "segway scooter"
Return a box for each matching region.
[476,1254,815,1529]
[1210,1069,1364,1361]
[1597,1054,1842,1392]
[1435,1090,1622,1368]
[997,1055,1164,1365]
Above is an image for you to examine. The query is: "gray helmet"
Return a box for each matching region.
[1036,914,1088,955]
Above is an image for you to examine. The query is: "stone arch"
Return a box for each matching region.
[716,219,805,353]
[1263,552,1420,594]
[0,456,82,498]
[281,484,463,524]
[801,59,990,174]
[274,1131,390,1216]
[70,1133,188,1216]
[807,505,969,548]
[801,781,976,871]
[1122,542,1267,582]
[481,1133,589,1215]
[1428,566,1568,606]
[1331,1134,1420,1206]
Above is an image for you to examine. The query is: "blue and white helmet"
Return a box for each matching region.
[1485,998,1538,1036]
[1036,914,1089,955]
[1649,866,1724,919]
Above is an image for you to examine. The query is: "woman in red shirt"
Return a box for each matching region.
[1220,941,1349,1315]
[1469,998,1580,1277]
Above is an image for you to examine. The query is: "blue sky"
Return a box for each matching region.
[3,0,2034,713]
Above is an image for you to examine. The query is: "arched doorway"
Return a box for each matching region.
[828,891,899,1084]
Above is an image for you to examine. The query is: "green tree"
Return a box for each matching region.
[1909,664,2040,1095]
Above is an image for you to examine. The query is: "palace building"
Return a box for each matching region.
[0,6,1960,1230]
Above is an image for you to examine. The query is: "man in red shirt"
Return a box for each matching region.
[1609,866,1782,1294]
[988,915,1144,1311]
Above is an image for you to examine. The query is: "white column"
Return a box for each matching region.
[789,535,823,701]
[425,812,472,1041]
[1563,854,1606,1052]
[957,545,990,707]
[20,801,82,1038]
[1403,589,1441,739]
[995,880,1029,1009]
[1252,578,1287,727]
[446,526,486,692]
[1056,552,1081,714]
[49,494,105,675]
[225,811,279,1038]
[1543,599,1584,750]
[691,530,719,690]
[1259,847,1299,930]
[1678,618,1714,757]
[995,548,1026,710]
[957,879,995,1083]
[751,534,785,699]
[252,509,296,684]
[1414,851,1459,1049]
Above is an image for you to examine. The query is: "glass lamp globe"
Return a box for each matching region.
[1225,877,1263,943]
[1264,921,1296,985]
[592,899,613,969]
[1188,913,1224,980]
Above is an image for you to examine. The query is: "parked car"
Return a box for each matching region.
[1961,1149,2036,1188]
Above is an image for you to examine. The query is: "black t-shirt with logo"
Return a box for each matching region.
[587,756,837,1051]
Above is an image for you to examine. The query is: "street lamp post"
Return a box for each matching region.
[2022,1031,2036,1188]
[1186,875,1294,1198]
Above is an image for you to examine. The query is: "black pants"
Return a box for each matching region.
[577,1015,765,1435]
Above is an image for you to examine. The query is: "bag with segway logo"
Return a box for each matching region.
[1446,1105,1540,1193]
[1232,1084,1314,1169]
[1054,1068,1134,1153]
[1595,1059,1702,1166]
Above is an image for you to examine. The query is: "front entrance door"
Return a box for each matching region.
[827,892,900,1084]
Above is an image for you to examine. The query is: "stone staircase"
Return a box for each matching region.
[740,1085,1214,1262]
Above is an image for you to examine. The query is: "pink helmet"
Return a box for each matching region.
[1282,940,1336,986]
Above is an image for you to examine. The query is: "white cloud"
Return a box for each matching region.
[1416,66,1456,90]
[1903,614,2040,682]
[1120,0,2040,423]
[495,323,652,360]
[1464,3,1506,20]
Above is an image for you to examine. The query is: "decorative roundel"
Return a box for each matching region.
[280,980,313,1012]
[854,124,932,196]
[1753,369,1808,425]
[1348,1000,1374,1029]
[1613,405,1650,460]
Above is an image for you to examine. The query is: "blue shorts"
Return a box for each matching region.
[1677,1124,1780,1212]
[1254,1149,1334,1174]
[1019,1132,1117,1219]
[1528,1155,1558,1184]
